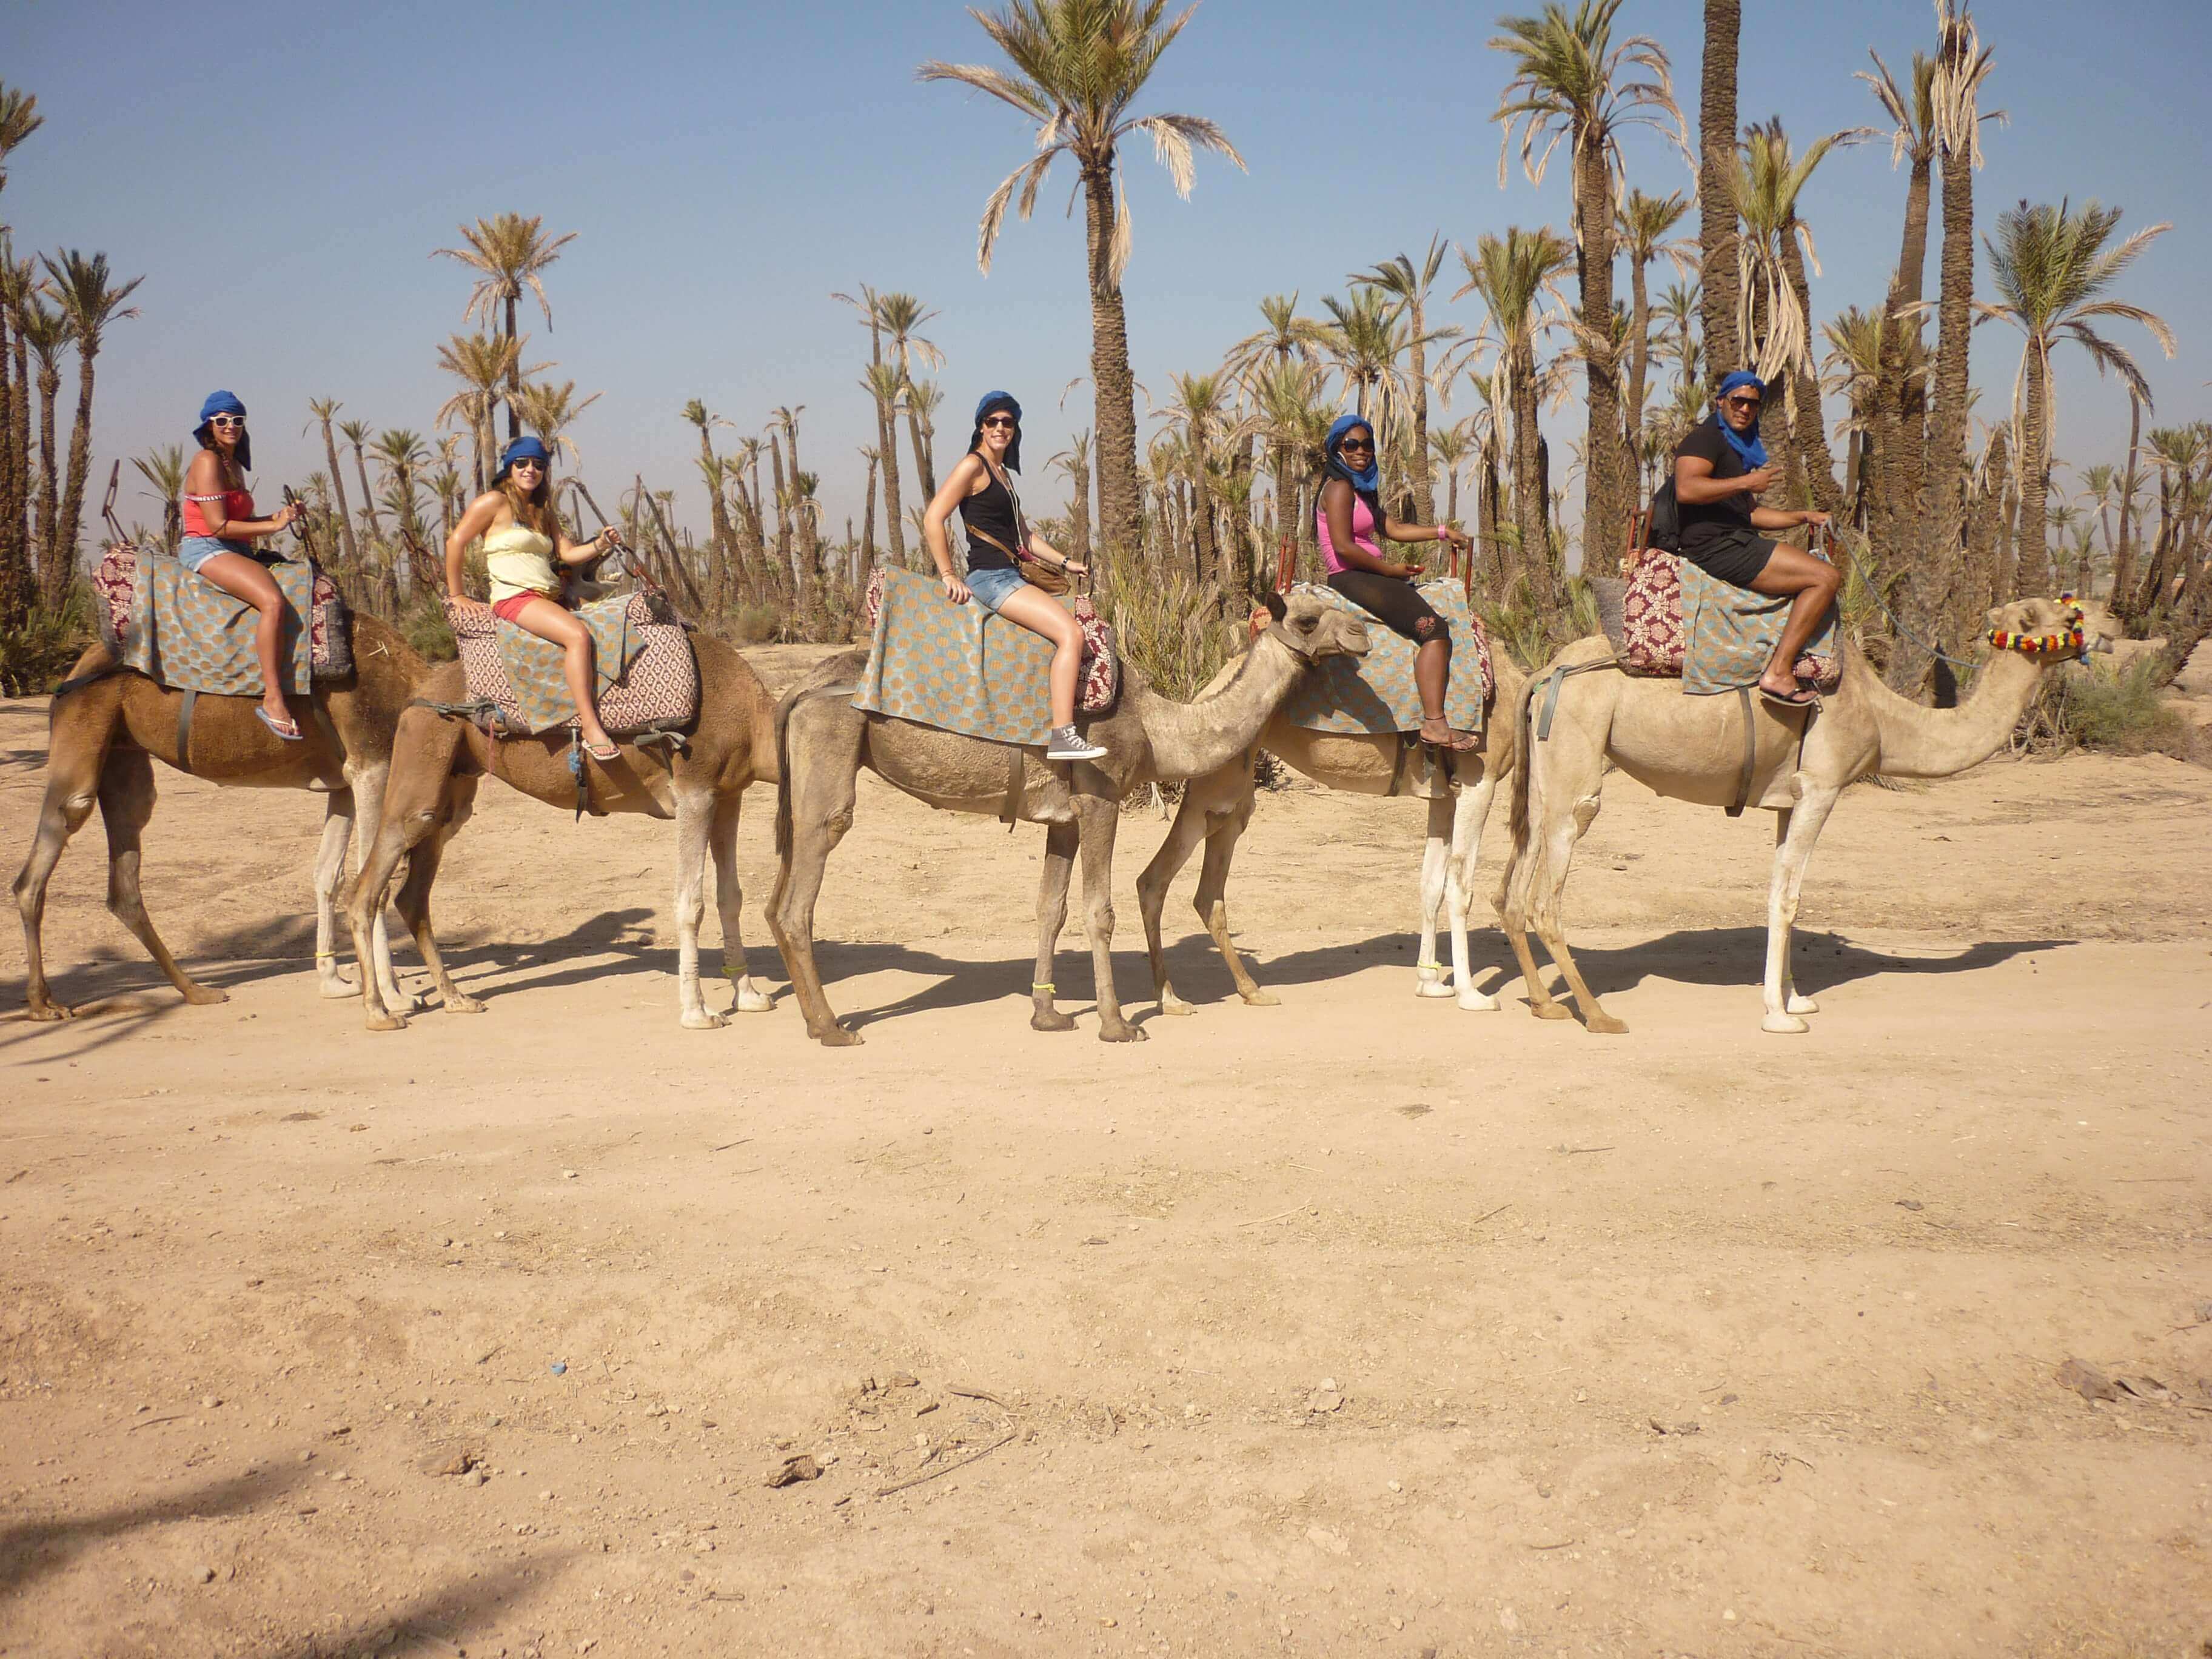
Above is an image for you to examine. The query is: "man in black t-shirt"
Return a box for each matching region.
[1671,371,1839,707]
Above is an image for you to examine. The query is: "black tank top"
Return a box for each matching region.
[958,462,1021,572]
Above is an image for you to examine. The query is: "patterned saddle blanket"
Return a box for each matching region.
[1597,549,1840,694]
[1275,580,1493,737]
[94,543,350,694]
[449,592,699,736]
[853,565,1119,747]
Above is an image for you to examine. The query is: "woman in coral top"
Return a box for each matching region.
[177,390,309,740]
[444,436,623,760]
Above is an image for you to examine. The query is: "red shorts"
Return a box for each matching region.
[491,591,555,625]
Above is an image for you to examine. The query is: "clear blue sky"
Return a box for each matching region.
[10,0,2210,546]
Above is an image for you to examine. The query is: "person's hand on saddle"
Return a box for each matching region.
[1061,558,1088,578]
[940,569,972,605]
[1798,509,1831,528]
[446,591,494,618]
[1740,463,1781,497]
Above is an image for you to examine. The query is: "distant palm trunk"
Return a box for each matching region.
[1912,74,1981,682]
[1871,127,1934,579]
[859,451,878,590]
[1697,0,1742,373]
[1509,342,1549,605]
[1777,225,1845,520]
[1624,249,1653,481]
[316,415,360,572]
[768,433,795,593]
[32,351,60,605]
[1574,137,1628,565]
[2111,394,2143,610]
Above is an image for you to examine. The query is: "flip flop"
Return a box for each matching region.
[1758,683,1819,710]
[1419,722,1481,752]
[256,706,304,742]
[584,740,622,763]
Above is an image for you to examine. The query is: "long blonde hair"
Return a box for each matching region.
[495,466,559,540]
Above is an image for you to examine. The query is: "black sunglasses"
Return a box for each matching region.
[1337,436,1374,452]
[981,415,1017,429]
[1721,395,1762,410]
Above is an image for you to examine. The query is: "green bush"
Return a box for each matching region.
[1096,559,1241,703]
[2020,658,2194,760]
[395,586,457,662]
[0,586,96,697]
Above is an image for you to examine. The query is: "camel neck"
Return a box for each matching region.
[1868,646,2049,779]
[1133,632,1305,783]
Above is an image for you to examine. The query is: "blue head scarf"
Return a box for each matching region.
[194,389,251,471]
[497,435,551,480]
[1711,371,1768,469]
[969,391,1022,472]
[1324,415,1381,495]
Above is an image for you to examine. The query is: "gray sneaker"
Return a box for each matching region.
[1045,724,1108,762]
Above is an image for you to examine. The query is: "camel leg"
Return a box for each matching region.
[1415,793,1455,1000]
[1074,796,1144,1044]
[1513,716,1626,1035]
[711,791,774,1015]
[1030,820,1079,1033]
[1195,813,1274,1007]
[96,746,226,1007]
[672,788,725,1030]
[1761,786,1840,1034]
[1444,769,1501,1011]
[15,725,109,1020]
[347,716,464,1031]
[766,697,864,1048]
[348,762,418,1013]
[1135,789,1210,1016]
[312,788,358,997]
[388,774,483,1016]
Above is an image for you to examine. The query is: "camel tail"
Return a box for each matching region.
[772,688,799,860]
[1506,666,1540,857]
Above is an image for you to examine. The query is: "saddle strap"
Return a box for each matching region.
[308,700,346,768]
[1727,685,1755,818]
[176,688,198,776]
[999,742,1024,828]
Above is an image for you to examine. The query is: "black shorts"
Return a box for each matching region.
[1326,569,1446,645]
[1680,529,1777,589]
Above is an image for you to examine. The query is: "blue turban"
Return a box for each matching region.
[970,391,1022,472]
[194,389,250,469]
[1324,414,1381,496]
[497,435,551,478]
[1711,371,1768,469]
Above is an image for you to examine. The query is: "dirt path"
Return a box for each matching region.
[2,675,2208,1658]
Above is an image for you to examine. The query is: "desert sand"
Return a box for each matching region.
[2,649,2209,1658]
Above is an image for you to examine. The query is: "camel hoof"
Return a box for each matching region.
[181,984,229,1007]
[682,1009,729,1031]
[1529,1000,1572,1021]
[1158,996,1196,1017]
[1031,1007,1078,1033]
[444,994,486,1015]
[1415,978,1456,999]
[1456,990,1501,1012]
[733,984,775,1014]
[1236,988,1279,1007]
[23,1000,76,1022]
[1585,1013,1629,1035]
[814,1025,864,1048]
[318,974,360,1000]
[1785,993,1819,1016]
[1761,1013,1811,1035]
[364,1011,407,1033]
[1099,1024,1147,1044]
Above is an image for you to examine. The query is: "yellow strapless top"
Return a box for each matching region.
[483,522,558,604]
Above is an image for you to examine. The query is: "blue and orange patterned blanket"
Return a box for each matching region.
[1274,580,1493,736]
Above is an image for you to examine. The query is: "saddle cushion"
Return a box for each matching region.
[96,542,352,684]
[1273,579,1493,737]
[449,591,699,736]
[1602,549,1840,693]
[853,565,1120,746]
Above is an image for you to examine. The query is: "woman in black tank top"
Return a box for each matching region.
[920,391,1107,762]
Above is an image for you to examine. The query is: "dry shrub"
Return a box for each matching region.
[0,586,95,696]
[2016,658,2197,762]
[1097,560,1241,702]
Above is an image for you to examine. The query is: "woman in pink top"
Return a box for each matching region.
[1316,415,1478,751]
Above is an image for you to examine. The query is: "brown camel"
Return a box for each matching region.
[341,631,781,1031]
[1499,597,2118,1034]
[1137,648,1527,1015]
[13,615,429,1019]
[768,591,1370,1045]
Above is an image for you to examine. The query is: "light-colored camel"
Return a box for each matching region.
[13,614,428,1019]
[1137,649,1527,1015]
[341,629,781,1031]
[1499,596,2117,1034]
[768,591,1371,1045]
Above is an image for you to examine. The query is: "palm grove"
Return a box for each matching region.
[1,0,2204,700]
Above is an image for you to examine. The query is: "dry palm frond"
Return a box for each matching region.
[431,213,576,333]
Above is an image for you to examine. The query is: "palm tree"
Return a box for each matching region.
[876,292,943,500]
[1047,429,1093,563]
[42,250,142,595]
[858,361,910,570]
[680,398,737,605]
[1652,278,1700,391]
[1821,306,1888,524]
[2111,390,2147,610]
[1696,0,1742,374]
[1453,227,1575,604]
[18,294,70,602]
[436,332,531,493]
[1352,237,1459,520]
[432,213,577,440]
[1250,357,1331,570]
[338,418,384,545]
[1980,198,2173,595]
[920,0,1244,569]
[1490,0,1685,570]
[1857,47,1937,569]
[512,380,601,468]
[1225,292,1331,381]
[771,405,818,573]
[1161,370,1238,602]
[370,429,431,592]
[130,444,188,554]
[304,398,361,569]
[855,443,880,586]
[1319,287,1407,429]
[1614,189,1692,474]
[1429,423,1473,533]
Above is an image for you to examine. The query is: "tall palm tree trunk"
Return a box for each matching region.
[503,293,520,442]
[1478,447,1504,589]
[859,451,879,590]
[9,324,30,587]
[1776,226,1845,521]
[1966,424,2010,607]
[0,306,19,630]
[1869,144,1934,575]
[1575,138,1627,565]
[2013,344,2051,597]
[49,348,99,599]
[1509,343,1549,605]
[903,402,936,504]
[1407,302,1435,521]
[768,433,795,595]
[1697,0,1743,373]
[32,354,60,606]
[876,400,907,569]
[1081,158,1142,569]
[317,417,360,571]
[2111,393,2143,611]
[1624,250,1653,488]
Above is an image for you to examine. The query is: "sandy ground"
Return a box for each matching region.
[2,648,2210,1659]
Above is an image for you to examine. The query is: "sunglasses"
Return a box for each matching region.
[1721,396,1762,411]
[208,415,247,429]
[1337,437,1375,452]
[509,458,545,471]
[981,415,1017,429]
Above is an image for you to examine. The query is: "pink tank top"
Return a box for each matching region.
[1316,487,1381,576]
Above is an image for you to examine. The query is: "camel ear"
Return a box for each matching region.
[1260,591,1287,624]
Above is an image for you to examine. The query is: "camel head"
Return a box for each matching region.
[1983,596,2116,662]
[1258,591,1372,665]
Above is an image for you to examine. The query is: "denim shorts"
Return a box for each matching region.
[178,534,253,574]
[965,565,1027,613]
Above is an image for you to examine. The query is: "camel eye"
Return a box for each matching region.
[1297,614,1316,633]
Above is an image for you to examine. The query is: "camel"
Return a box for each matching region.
[13,614,427,1019]
[1137,648,1526,1015]
[1498,595,2118,1034]
[768,591,1371,1045]
[341,628,781,1031]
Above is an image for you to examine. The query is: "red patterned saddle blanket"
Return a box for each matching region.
[92,541,352,678]
[449,591,699,737]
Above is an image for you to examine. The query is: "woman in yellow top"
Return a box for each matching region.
[444,436,623,760]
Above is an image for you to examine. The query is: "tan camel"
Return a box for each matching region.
[1499,596,2117,1034]
[341,631,781,1031]
[1137,650,1527,1014]
[768,591,1370,1045]
[13,615,428,1019]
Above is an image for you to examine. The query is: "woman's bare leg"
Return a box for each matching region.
[195,552,295,731]
[509,596,615,751]
[1746,545,1842,695]
[992,584,1085,728]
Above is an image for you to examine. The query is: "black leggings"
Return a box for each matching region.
[1327,569,1447,647]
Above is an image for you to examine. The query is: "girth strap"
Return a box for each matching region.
[1726,685,1755,818]
[175,689,198,776]
[308,700,346,767]
[999,743,1025,828]
[1387,732,1414,797]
